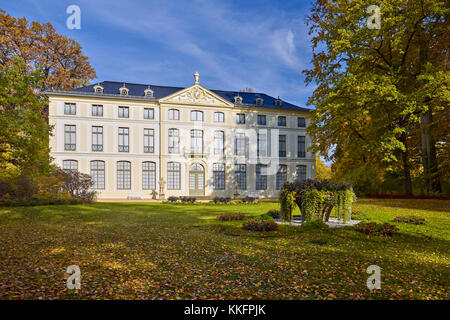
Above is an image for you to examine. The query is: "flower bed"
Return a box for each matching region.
[243,219,278,232]
[217,212,246,221]
[393,216,426,225]
[356,222,398,236]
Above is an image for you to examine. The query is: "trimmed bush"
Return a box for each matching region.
[356,222,398,236]
[243,219,278,232]
[0,198,83,207]
[213,197,231,204]
[266,209,280,219]
[180,196,196,203]
[241,196,257,203]
[218,212,245,221]
[393,216,426,225]
[301,219,329,231]
[167,196,178,203]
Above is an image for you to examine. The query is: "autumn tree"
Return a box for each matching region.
[0,57,50,181]
[304,0,449,195]
[0,9,96,93]
[315,156,332,180]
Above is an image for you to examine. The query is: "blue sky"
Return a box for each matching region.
[2,0,316,108]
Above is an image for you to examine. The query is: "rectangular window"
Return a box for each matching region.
[214,131,224,155]
[64,125,76,151]
[167,162,180,190]
[91,161,105,189]
[92,105,103,117]
[214,112,224,122]
[144,108,154,119]
[169,109,179,120]
[117,161,131,190]
[257,133,267,157]
[144,129,154,153]
[256,164,267,190]
[92,126,103,151]
[64,103,76,115]
[276,165,287,190]
[118,127,129,152]
[297,117,306,128]
[237,113,245,124]
[213,163,225,190]
[297,136,306,158]
[118,106,129,118]
[279,135,286,157]
[235,164,246,190]
[142,162,156,190]
[257,115,266,125]
[168,129,179,153]
[235,133,246,156]
[63,160,78,171]
[191,130,203,154]
[278,116,286,126]
[191,110,204,121]
[296,165,307,182]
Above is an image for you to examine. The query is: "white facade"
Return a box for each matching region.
[47,75,315,199]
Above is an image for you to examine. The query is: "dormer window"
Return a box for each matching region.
[144,87,153,98]
[119,84,129,96]
[93,85,104,94]
[234,95,243,105]
[275,97,282,107]
[255,97,264,106]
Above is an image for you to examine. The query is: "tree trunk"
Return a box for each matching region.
[420,109,442,194]
[400,132,413,195]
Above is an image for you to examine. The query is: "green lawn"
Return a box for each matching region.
[0,199,448,299]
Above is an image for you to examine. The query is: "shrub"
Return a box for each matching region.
[213,197,231,204]
[356,222,398,236]
[167,196,178,203]
[180,196,196,203]
[393,216,426,225]
[243,219,278,232]
[266,209,280,219]
[301,219,329,231]
[242,196,257,203]
[218,212,246,221]
[57,169,97,203]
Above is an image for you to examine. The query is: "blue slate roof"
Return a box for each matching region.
[71,81,310,111]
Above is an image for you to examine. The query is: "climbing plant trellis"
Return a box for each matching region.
[280,180,355,223]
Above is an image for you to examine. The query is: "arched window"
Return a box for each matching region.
[117,161,131,190]
[63,160,78,171]
[144,88,153,97]
[256,97,264,106]
[142,162,156,190]
[167,162,180,190]
[168,109,179,120]
[191,110,204,121]
[234,96,242,105]
[93,85,104,94]
[168,128,179,153]
[90,160,105,189]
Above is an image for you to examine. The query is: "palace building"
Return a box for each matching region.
[46,73,315,199]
